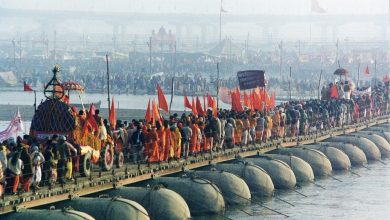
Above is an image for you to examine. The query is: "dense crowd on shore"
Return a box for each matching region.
[0,81,388,197]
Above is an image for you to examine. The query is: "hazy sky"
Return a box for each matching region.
[1,0,388,14]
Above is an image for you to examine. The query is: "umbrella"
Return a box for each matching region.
[61,81,85,92]
[333,68,348,76]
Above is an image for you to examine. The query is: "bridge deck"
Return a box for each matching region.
[0,116,389,214]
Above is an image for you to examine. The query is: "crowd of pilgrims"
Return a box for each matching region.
[0,83,388,197]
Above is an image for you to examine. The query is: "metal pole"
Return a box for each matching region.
[216,62,220,109]
[219,0,222,42]
[12,39,15,65]
[279,41,283,78]
[318,69,323,100]
[169,77,174,115]
[34,90,37,111]
[53,30,56,62]
[374,59,377,86]
[357,62,360,88]
[289,66,292,101]
[19,37,22,64]
[149,37,152,74]
[106,54,111,116]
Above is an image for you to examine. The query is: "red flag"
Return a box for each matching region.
[196,96,204,116]
[207,95,214,108]
[364,65,370,75]
[184,95,192,109]
[23,81,33,92]
[109,97,116,129]
[157,83,169,113]
[145,99,151,123]
[62,95,70,104]
[330,84,339,99]
[191,97,198,116]
[82,104,99,137]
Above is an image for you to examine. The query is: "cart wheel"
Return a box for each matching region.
[80,152,92,177]
[115,152,125,168]
[100,144,114,171]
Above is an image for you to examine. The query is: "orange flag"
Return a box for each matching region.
[243,91,251,108]
[191,97,198,116]
[196,96,204,116]
[270,92,276,108]
[383,75,389,83]
[157,83,169,113]
[184,95,192,109]
[109,97,116,129]
[207,94,214,108]
[152,99,162,125]
[82,104,99,137]
[145,98,151,123]
[212,97,218,117]
[330,84,339,99]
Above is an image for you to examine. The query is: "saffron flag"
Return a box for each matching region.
[62,95,70,104]
[270,92,276,109]
[207,94,214,108]
[231,90,243,112]
[82,104,99,137]
[109,97,116,129]
[212,97,218,117]
[157,83,169,113]
[330,84,339,99]
[145,99,151,123]
[196,96,204,116]
[23,81,33,92]
[191,97,198,116]
[152,99,161,126]
[243,91,251,108]
[184,95,192,109]
[364,65,370,75]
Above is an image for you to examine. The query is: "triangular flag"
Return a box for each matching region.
[203,95,207,115]
[23,81,33,92]
[243,91,251,108]
[82,104,99,137]
[364,65,370,75]
[383,75,389,83]
[207,94,214,108]
[191,97,198,116]
[145,98,151,123]
[184,95,192,109]
[109,97,116,129]
[196,96,204,116]
[157,83,169,113]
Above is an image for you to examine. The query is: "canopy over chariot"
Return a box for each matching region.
[29,65,124,176]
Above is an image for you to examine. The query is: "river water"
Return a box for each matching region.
[1,117,389,219]
[0,91,231,110]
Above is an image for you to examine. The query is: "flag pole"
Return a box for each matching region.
[374,59,377,86]
[33,90,37,112]
[289,66,292,101]
[106,54,111,116]
[216,62,220,109]
[169,77,174,116]
[219,0,221,42]
[318,69,323,99]
[357,62,360,89]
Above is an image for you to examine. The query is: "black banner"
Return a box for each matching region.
[237,70,265,90]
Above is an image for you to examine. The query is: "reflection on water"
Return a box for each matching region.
[195,162,390,220]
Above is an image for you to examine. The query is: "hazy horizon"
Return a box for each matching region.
[0,0,388,15]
